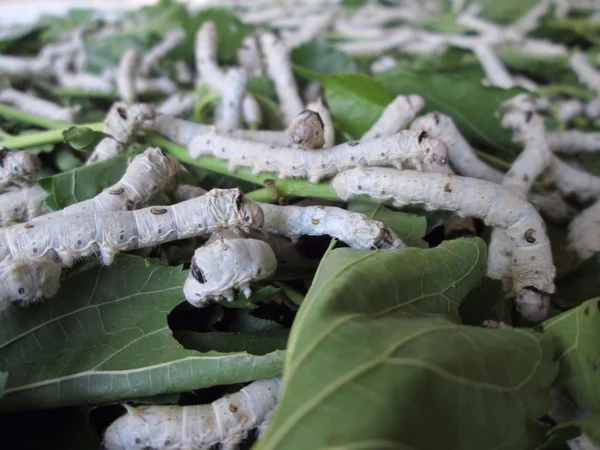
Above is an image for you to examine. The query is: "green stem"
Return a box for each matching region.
[0,104,71,129]
[476,150,511,171]
[1,122,104,149]
[52,87,119,99]
[147,134,341,201]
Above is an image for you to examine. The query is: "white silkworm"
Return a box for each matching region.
[86,102,156,165]
[0,88,79,123]
[116,49,141,103]
[184,235,277,306]
[259,202,406,250]
[103,378,282,450]
[569,51,600,94]
[567,198,600,260]
[305,97,334,148]
[195,21,261,127]
[334,28,416,56]
[585,96,600,120]
[260,32,304,124]
[280,10,335,49]
[362,95,425,141]
[188,128,451,183]
[156,92,196,117]
[216,68,247,132]
[174,60,193,84]
[237,35,263,77]
[410,112,504,183]
[286,110,325,149]
[0,54,50,79]
[546,130,600,153]
[555,99,584,123]
[0,258,62,309]
[472,42,515,88]
[134,76,177,96]
[53,60,115,94]
[151,115,291,148]
[511,0,551,34]
[0,184,49,227]
[332,167,555,322]
[0,188,263,273]
[139,28,185,76]
[547,154,600,202]
[370,55,398,74]
[0,149,41,191]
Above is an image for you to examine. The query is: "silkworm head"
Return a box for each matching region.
[240,198,264,230]
[0,259,61,305]
[103,406,156,450]
[12,151,41,177]
[287,110,325,149]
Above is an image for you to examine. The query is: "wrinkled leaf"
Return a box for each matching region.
[63,126,109,152]
[348,203,428,248]
[0,255,283,412]
[294,67,392,138]
[541,298,600,411]
[376,66,526,157]
[256,239,558,450]
[291,41,358,75]
[38,152,130,210]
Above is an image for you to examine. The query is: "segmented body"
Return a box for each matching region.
[0,188,263,268]
[103,378,282,450]
[362,94,425,140]
[183,236,277,306]
[332,167,555,322]
[188,129,450,183]
[0,184,49,227]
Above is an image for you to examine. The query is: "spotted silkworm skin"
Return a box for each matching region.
[0,149,42,192]
[116,48,141,103]
[546,130,600,154]
[0,188,264,271]
[362,94,425,140]
[216,68,247,132]
[0,258,62,309]
[103,378,282,450]
[183,235,277,306]
[188,129,450,183]
[86,102,156,165]
[259,203,406,250]
[0,184,49,227]
[332,167,555,322]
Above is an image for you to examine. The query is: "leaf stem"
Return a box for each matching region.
[1,122,104,149]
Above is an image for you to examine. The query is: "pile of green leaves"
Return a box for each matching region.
[0,1,599,449]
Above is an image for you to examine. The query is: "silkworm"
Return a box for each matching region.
[260,31,304,124]
[139,28,185,76]
[216,68,247,132]
[362,94,425,140]
[585,95,600,120]
[188,128,451,183]
[0,258,62,309]
[195,21,260,127]
[151,115,291,148]
[280,9,335,48]
[0,88,79,123]
[305,97,334,148]
[0,188,263,272]
[259,202,406,250]
[287,110,325,149]
[0,184,49,227]
[547,154,600,202]
[134,76,177,96]
[0,54,51,79]
[0,148,41,192]
[156,92,196,117]
[567,198,600,260]
[370,55,398,74]
[546,130,600,154]
[472,41,515,88]
[102,378,282,450]
[237,35,263,77]
[332,167,555,322]
[569,51,600,94]
[183,235,277,306]
[555,99,584,123]
[86,102,156,165]
[174,60,193,84]
[116,48,141,103]
[53,60,115,94]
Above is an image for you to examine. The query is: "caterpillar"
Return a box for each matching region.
[156,92,196,118]
[546,130,600,154]
[134,76,177,96]
[260,31,304,124]
[0,187,263,273]
[362,94,425,140]
[53,59,115,95]
[0,184,49,227]
[102,378,282,450]
[0,88,79,123]
[568,51,600,94]
[86,102,156,165]
[555,99,584,124]
[287,109,326,149]
[217,68,247,132]
[152,114,292,148]
[567,198,600,260]
[188,128,451,183]
[139,28,185,76]
[331,167,555,322]
[0,148,42,192]
[0,258,62,308]
[183,234,278,306]
[305,97,334,147]
[237,35,263,77]
[259,202,406,250]
[116,48,141,103]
